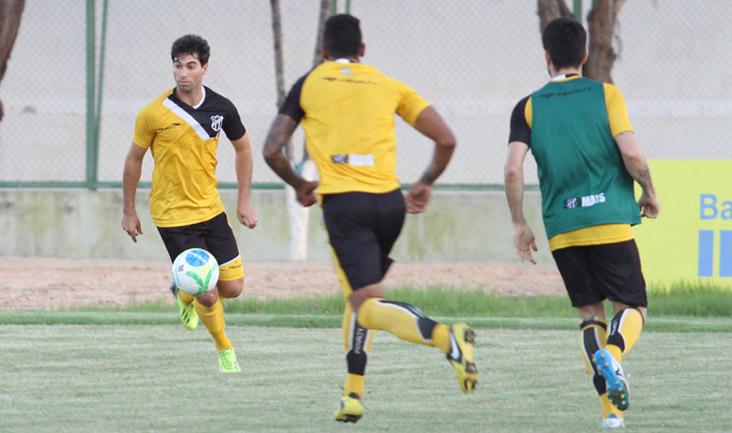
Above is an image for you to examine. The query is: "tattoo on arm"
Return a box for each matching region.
[420,168,438,185]
[263,115,306,188]
[634,166,653,191]
[264,115,298,156]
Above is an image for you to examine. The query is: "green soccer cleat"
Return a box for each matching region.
[594,349,630,411]
[218,347,242,373]
[334,392,363,423]
[171,283,199,331]
[446,323,478,394]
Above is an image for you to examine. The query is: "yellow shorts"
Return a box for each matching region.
[219,255,245,281]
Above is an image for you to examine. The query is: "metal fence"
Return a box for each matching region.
[0,0,730,189]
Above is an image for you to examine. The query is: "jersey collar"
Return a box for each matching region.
[551,73,580,81]
[192,86,206,109]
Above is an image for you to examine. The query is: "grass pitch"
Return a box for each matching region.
[1,323,730,433]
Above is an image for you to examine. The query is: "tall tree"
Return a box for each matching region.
[0,0,24,121]
[537,0,625,83]
[268,0,331,260]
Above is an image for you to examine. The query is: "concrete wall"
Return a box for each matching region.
[0,189,551,263]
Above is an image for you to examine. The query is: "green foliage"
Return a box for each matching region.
[56,282,732,320]
[648,281,732,317]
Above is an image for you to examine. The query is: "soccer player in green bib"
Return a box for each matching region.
[263,14,477,424]
[504,17,660,429]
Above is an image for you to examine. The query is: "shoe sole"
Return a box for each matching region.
[450,325,478,393]
[335,414,361,423]
[594,350,629,411]
[335,396,362,423]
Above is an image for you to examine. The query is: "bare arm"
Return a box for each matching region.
[231,132,258,228]
[262,114,318,207]
[504,141,537,264]
[615,131,660,218]
[121,142,147,242]
[405,106,456,214]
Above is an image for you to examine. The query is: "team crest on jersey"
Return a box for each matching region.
[210,115,224,132]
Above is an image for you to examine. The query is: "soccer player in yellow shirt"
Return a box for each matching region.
[263,14,477,423]
[122,34,258,373]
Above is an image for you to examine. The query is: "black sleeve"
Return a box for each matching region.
[278,73,308,123]
[508,95,531,147]
[223,101,246,141]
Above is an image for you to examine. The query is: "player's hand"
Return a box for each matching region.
[238,201,258,229]
[296,180,319,207]
[638,191,660,219]
[121,213,143,243]
[513,221,537,265]
[405,182,432,214]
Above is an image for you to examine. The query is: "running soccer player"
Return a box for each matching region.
[263,14,477,423]
[504,17,660,429]
[122,34,258,373]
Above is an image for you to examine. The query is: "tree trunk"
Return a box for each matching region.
[584,0,626,83]
[312,0,331,67]
[269,0,292,162]
[537,0,572,32]
[536,0,624,83]
[269,0,286,109]
[0,0,25,121]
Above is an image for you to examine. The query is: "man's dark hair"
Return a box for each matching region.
[323,14,362,58]
[541,17,586,69]
[171,34,210,66]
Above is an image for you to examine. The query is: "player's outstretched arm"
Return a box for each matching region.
[406,107,456,214]
[122,142,146,242]
[614,131,660,218]
[232,132,258,228]
[505,141,537,264]
[263,114,318,207]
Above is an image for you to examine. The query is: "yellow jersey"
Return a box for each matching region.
[280,60,430,194]
[133,86,246,227]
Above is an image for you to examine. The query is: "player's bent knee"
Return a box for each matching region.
[217,278,244,299]
[196,289,219,307]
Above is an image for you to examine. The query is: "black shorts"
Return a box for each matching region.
[322,189,405,291]
[156,212,243,280]
[551,239,648,308]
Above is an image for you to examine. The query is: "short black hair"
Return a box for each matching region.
[171,34,210,66]
[323,14,362,58]
[542,17,586,69]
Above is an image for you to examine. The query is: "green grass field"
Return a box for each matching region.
[1,320,731,433]
[2,286,731,432]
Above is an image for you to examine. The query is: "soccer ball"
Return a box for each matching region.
[172,248,220,296]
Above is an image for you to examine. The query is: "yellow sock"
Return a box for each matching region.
[178,290,195,305]
[606,308,644,362]
[344,374,365,398]
[431,323,451,353]
[601,393,623,419]
[194,299,232,351]
[356,298,440,347]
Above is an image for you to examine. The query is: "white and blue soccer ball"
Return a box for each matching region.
[172,248,219,296]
